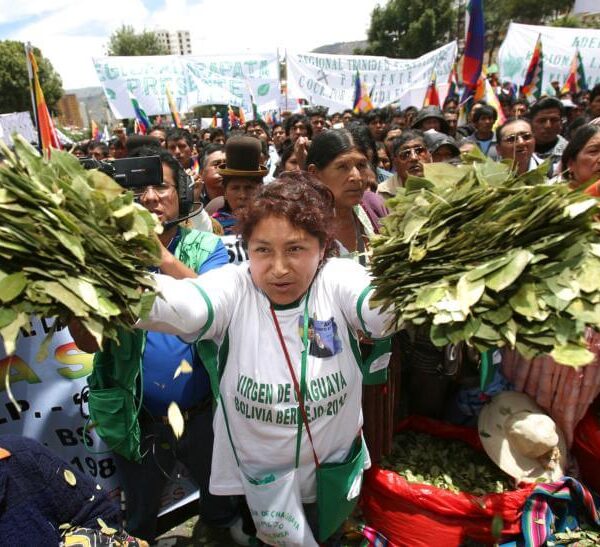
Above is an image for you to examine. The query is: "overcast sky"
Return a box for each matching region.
[0,0,383,90]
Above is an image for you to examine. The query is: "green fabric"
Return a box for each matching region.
[88,330,145,462]
[354,284,391,384]
[86,228,221,462]
[316,436,365,542]
[479,349,497,391]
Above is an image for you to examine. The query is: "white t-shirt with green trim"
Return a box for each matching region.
[140,257,393,502]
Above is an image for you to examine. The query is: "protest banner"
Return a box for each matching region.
[0,317,198,514]
[92,53,280,120]
[498,23,600,93]
[285,42,457,112]
[0,112,37,147]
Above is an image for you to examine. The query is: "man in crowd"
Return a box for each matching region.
[378,130,432,198]
[511,99,529,119]
[271,123,286,153]
[496,118,539,175]
[74,146,238,544]
[444,111,459,138]
[529,97,568,174]
[424,131,461,163]
[365,108,388,142]
[88,141,109,161]
[149,125,168,148]
[167,128,195,171]
[208,127,226,145]
[463,105,500,159]
[305,106,328,137]
[588,84,600,120]
[198,143,226,206]
[245,119,270,145]
[284,113,311,143]
[411,106,449,134]
[383,125,404,160]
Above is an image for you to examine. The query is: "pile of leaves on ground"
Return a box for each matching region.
[370,150,600,366]
[379,429,514,495]
[0,136,162,357]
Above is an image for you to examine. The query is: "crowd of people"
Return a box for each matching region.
[4,77,600,546]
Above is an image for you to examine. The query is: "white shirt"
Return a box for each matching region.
[140,258,394,501]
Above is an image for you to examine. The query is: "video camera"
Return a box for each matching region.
[79,156,163,189]
[80,156,197,229]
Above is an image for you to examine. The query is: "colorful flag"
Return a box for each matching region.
[228,105,237,129]
[561,49,587,95]
[473,72,486,102]
[91,120,99,140]
[165,84,182,128]
[521,35,544,100]
[483,79,507,129]
[25,45,61,153]
[101,124,110,142]
[353,71,374,114]
[191,156,200,176]
[423,71,440,107]
[239,107,247,126]
[462,0,485,99]
[447,62,459,99]
[128,91,151,134]
[211,112,218,128]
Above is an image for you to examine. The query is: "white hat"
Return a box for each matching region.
[478,391,567,484]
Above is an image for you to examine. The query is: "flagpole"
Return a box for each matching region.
[24,43,42,149]
[284,49,289,112]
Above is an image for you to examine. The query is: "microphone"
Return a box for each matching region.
[162,203,204,230]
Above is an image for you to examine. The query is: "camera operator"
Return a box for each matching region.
[71,146,239,543]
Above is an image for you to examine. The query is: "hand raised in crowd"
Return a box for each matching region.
[294,136,310,169]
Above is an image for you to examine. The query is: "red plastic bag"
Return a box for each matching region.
[573,404,600,494]
[361,416,534,547]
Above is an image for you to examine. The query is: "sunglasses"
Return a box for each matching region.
[502,132,533,144]
[398,146,427,160]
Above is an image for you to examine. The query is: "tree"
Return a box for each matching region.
[484,0,574,61]
[359,0,455,58]
[106,25,168,56]
[0,41,63,115]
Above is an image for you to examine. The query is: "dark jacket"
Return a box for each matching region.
[0,435,121,546]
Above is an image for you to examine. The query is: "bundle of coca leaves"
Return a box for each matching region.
[370,153,600,366]
[0,136,161,357]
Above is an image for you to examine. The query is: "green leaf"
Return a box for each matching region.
[55,232,85,263]
[564,199,597,219]
[550,343,595,367]
[0,312,29,355]
[415,285,447,309]
[0,273,27,303]
[485,250,533,292]
[456,274,485,312]
[0,308,16,328]
[509,284,541,320]
[42,282,89,317]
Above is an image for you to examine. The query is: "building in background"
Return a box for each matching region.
[57,94,83,128]
[155,30,192,55]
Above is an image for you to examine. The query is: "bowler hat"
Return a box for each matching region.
[218,136,268,177]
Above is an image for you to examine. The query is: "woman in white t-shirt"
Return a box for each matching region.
[138,174,396,545]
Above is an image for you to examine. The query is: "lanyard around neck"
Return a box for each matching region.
[269,289,320,469]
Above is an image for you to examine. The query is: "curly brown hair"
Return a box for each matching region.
[236,171,338,259]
